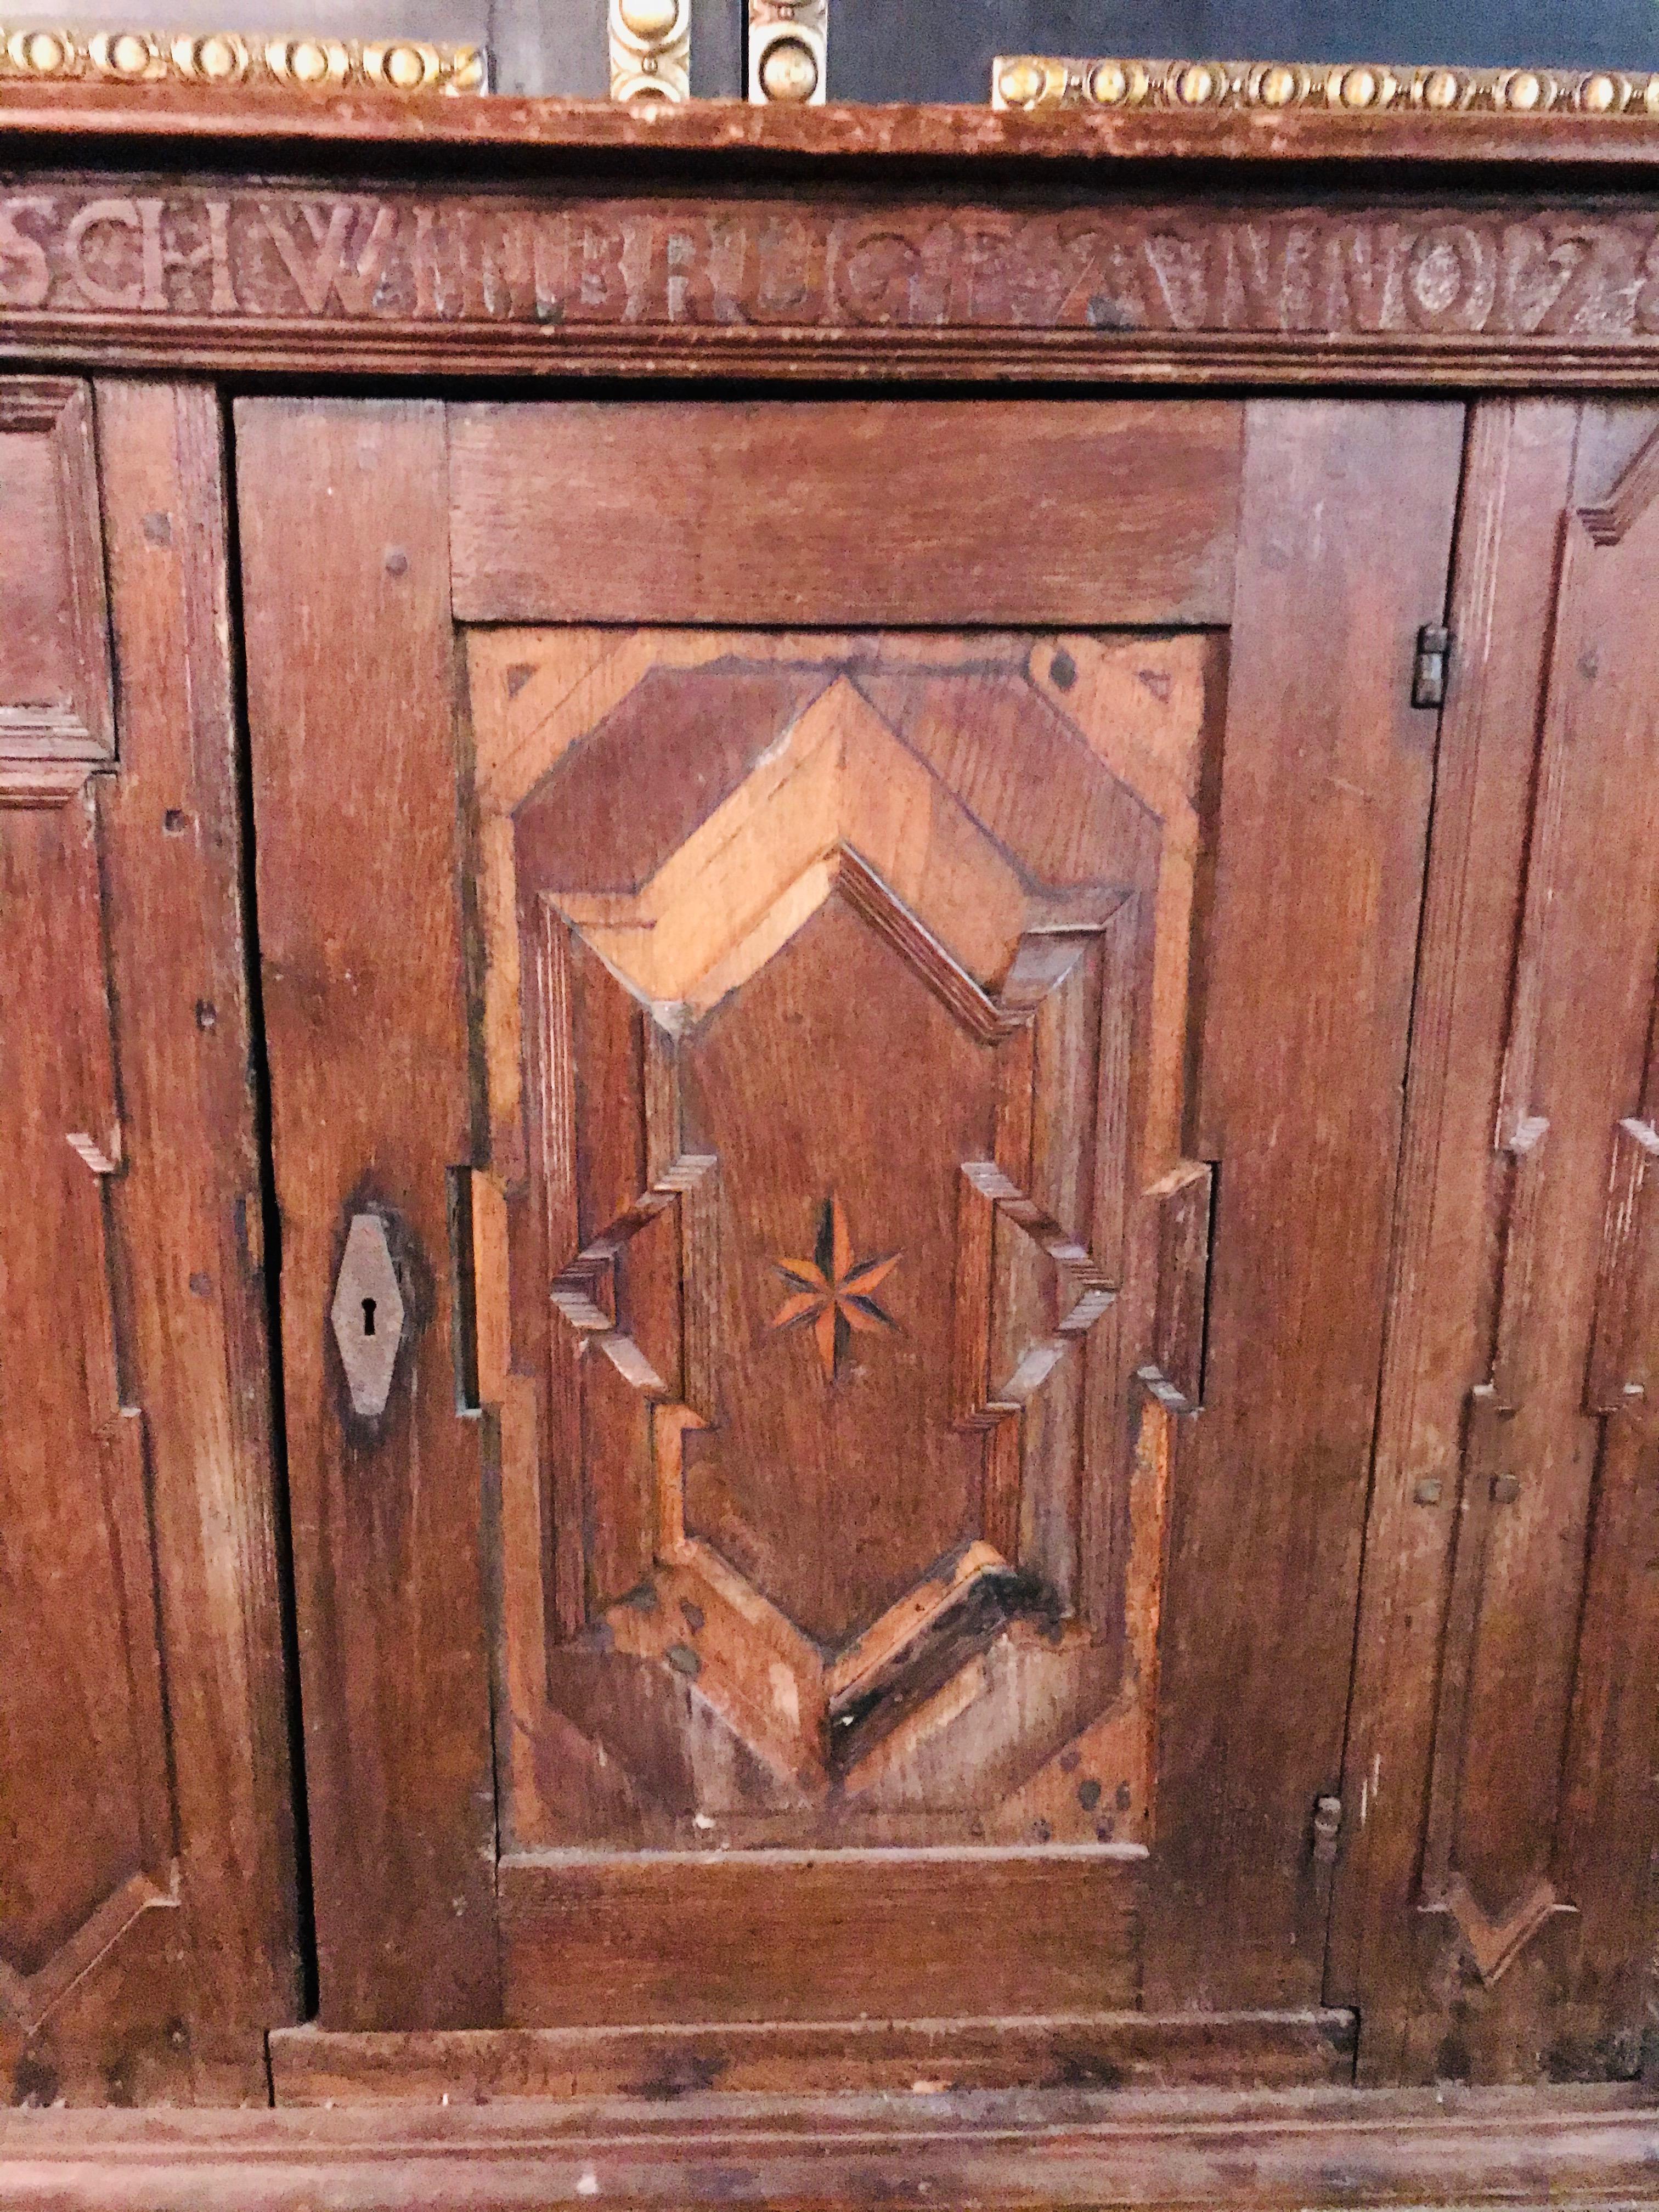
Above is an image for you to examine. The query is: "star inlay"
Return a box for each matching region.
[770,1192,901,1382]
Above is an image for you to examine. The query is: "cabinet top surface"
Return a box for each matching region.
[7,80,1659,175]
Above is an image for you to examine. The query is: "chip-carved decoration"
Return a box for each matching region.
[993,52,1659,122]
[466,628,1218,1850]
[0,25,486,89]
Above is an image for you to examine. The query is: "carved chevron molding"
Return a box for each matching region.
[993,53,1659,122]
[0,24,486,91]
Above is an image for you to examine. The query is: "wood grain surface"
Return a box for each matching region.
[1338,399,1659,2083]
[235,398,499,2032]
[1147,398,1464,2011]
[449,402,1241,627]
[88,381,301,2087]
[10,80,1659,166]
[0,379,296,2104]
[499,1849,1142,2025]
[7,101,1659,2095]
[269,2008,1356,2100]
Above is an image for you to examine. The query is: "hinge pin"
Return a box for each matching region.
[1413,624,1452,709]
[1313,1793,1343,1866]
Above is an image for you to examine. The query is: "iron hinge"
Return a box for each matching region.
[1412,624,1452,709]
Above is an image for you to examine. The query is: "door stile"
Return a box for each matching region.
[234,398,500,2032]
[1146,398,1465,2014]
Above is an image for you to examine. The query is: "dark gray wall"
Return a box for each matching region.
[16,0,1659,99]
[831,0,1659,103]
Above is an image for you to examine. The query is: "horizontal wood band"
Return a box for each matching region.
[269,2010,1356,2100]
[9,183,1659,385]
[3,2086,1656,2208]
[448,400,1241,625]
[15,84,1659,165]
[497,1848,1143,2024]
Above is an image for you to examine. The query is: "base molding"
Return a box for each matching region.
[2,2084,1657,2209]
[269,2009,1357,2101]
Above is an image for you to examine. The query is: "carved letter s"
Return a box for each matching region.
[0,195,54,309]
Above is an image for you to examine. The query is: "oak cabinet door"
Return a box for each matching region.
[0,381,298,2103]
[238,396,1462,2067]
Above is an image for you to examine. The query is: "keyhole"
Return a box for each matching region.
[362,1296,377,1338]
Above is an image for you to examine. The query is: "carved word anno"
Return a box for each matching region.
[5,185,1659,340]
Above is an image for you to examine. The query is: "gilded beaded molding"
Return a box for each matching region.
[748,0,826,106]
[991,53,1659,120]
[0,24,487,91]
[608,0,689,105]
[605,0,827,106]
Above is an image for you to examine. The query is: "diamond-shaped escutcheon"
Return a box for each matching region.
[330,1212,405,1419]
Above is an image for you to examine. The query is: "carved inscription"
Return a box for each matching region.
[6,183,1659,344]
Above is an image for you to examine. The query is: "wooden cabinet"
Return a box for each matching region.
[231,392,1463,2076]
[2,95,1659,2139]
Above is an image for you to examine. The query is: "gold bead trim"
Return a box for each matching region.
[608,0,689,104]
[991,52,1659,121]
[0,25,487,91]
[748,0,826,105]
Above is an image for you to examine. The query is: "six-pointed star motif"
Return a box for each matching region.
[770,1192,901,1382]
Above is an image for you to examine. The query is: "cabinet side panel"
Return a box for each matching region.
[1342,400,1659,2081]
[1332,400,1581,2080]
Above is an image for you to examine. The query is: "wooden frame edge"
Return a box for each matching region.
[1,2084,1656,2208]
[13,82,1659,163]
[267,2012,1358,2101]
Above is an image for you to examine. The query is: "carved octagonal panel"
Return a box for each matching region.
[467,629,1218,1850]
